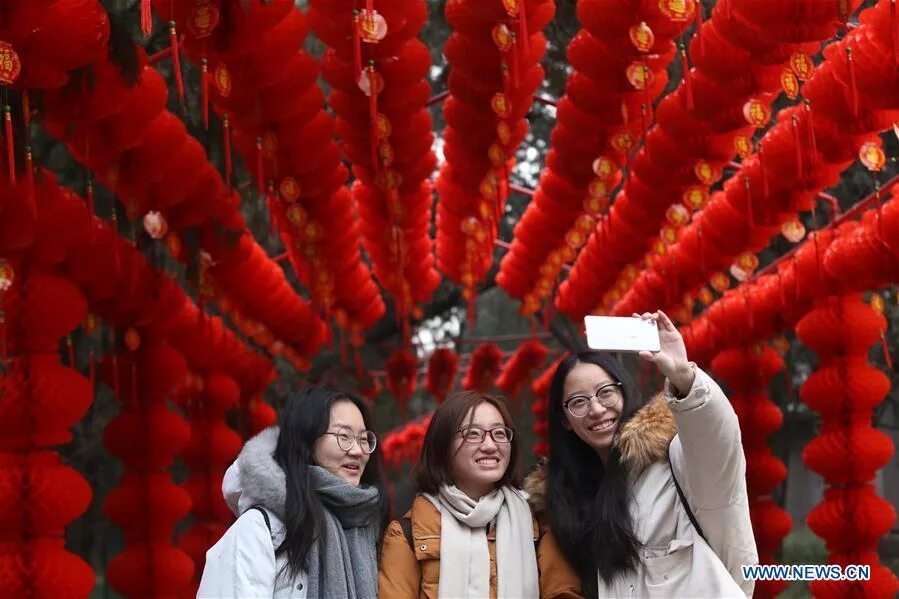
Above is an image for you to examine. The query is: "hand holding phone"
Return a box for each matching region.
[584,315,661,353]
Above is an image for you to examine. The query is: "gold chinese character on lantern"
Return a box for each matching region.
[592,155,618,179]
[375,113,392,139]
[697,286,714,305]
[279,177,301,202]
[502,0,519,16]
[375,169,402,191]
[492,24,513,52]
[491,93,512,118]
[781,68,799,100]
[0,42,22,85]
[497,121,512,145]
[0,259,14,292]
[214,63,232,97]
[694,160,719,185]
[790,51,814,81]
[575,213,596,233]
[660,225,679,245]
[626,62,652,90]
[286,204,307,226]
[565,229,586,249]
[781,218,806,242]
[587,179,609,199]
[710,272,730,292]
[610,131,634,155]
[583,195,609,215]
[124,327,141,352]
[870,294,885,315]
[479,174,498,200]
[358,68,384,96]
[262,131,279,159]
[488,144,506,166]
[859,141,886,171]
[629,22,655,52]
[378,141,394,166]
[665,203,691,227]
[652,238,667,256]
[682,185,709,210]
[189,1,221,39]
[743,98,771,128]
[166,232,182,258]
[357,9,388,43]
[733,135,752,159]
[658,0,695,22]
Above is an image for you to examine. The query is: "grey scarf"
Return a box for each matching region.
[305,466,381,599]
[227,428,381,599]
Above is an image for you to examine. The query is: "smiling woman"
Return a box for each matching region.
[197,387,389,598]
[378,391,581,599]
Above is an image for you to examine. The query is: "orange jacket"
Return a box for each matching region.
[378,494,583,599]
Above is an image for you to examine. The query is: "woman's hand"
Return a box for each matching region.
[633,310,695,395]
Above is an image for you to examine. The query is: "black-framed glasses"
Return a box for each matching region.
[323,426,378,454]
[563,382,623,418]
[458,426,514,444]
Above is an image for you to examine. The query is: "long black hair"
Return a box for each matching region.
[272,387,389,579]
[545,352,643,597]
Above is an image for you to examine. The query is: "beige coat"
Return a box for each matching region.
[526,366,758,598]
[379,494,582,598]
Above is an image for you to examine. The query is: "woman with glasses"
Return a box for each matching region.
[379,390,578,598]
[198,386,388,598]
[525,311,757,598]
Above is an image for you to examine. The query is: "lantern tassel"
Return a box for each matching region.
[87,181,95,227]
[3,105,15,184]
[353,12,363,81]
[201,59,209,130]
[24,146,35,217]
[141,0,153,36]
[792,115,803,179]
[847,48,859,117]
[759,142,770,199]
[744,177,754,231]
[693,1,702,52]
[680,44,694,111]
[518,0,529,58]
[223,114,232,187]
[881,329,894,370]
[368,67,379,171]
[169,22,185,103]
[256,138,265,194]
[805,100,818,168]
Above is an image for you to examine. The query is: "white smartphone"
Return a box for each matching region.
[584,315,661,353]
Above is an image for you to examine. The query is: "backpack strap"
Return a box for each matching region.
[400,516,414,549]
[250,505,272,535]
[668,454,707,542]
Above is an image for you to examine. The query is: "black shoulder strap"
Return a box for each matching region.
[400,516,414,549]
[668,457,706,542]
[251,505,272,534]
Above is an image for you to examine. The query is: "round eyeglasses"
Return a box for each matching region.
[323,426,378,454]
[458,426,514,444]
[563,382,623,418]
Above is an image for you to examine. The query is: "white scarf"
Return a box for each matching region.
[425,485,539,598]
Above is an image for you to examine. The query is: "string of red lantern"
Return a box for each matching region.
[381,412,432,471]
[461,342,505,392]
[151,0,386,341]
[425,347,459,403]
[308,0,441,331]
[497,0,698,316]
[614,0,895,322]
[435,0,553,316]
[529,355,562,457]
[557,0,858,321]
[385,347,418,417]
[796,295,898,598]
[496,338,548,399]
[712,346,792,599]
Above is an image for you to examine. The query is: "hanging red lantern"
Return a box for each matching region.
[425,348,459,402]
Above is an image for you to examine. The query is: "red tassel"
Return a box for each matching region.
[804,100,818,168]
[791,115,803,178]
[111,212,121,272]
[467,296,477,327]
[693,1,702,52]
[255,138,265,194]
[353,11,363,81]
[223,114,232,187]
[881,329,894,370]
[367,66,379,171]
[4,106,15,184]
[891,0,899,67]
[24,146,35,217]
[758,142,770,199]
[86,181,94,225]
[201,59,209,130]
[680,44,694,111]
[22,91,30,131]
[744,176,754,231]
[518,0,530,58]
[846,47,859,117]
[813,231,823,282]
[168,22,185,103]
[141,0,153,36]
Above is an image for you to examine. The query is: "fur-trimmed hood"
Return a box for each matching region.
[222,426,287,519]
[524,393,677,515]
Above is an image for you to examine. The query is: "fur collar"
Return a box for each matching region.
[524,394,676,515]
[233,426,287,518]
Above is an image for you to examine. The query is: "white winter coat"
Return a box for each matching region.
[197,428,308,598]
[527,365,758,598]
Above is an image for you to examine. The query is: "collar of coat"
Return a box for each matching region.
[523,393,676,516]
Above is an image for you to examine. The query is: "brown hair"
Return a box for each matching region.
[412,390,521,495]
